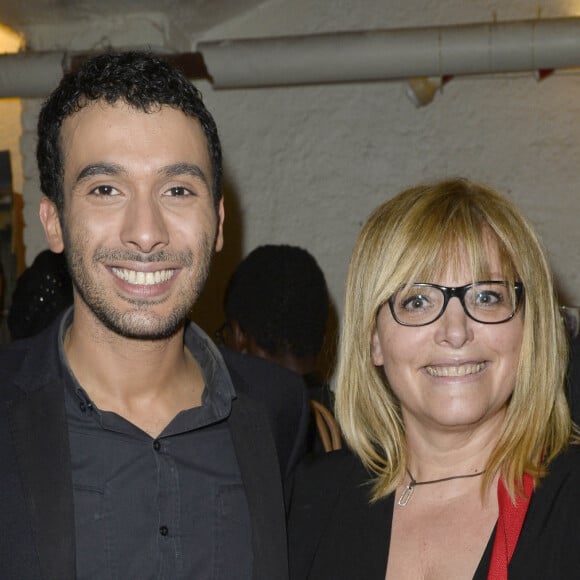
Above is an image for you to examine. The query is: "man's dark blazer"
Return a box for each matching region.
[0,315,309,580]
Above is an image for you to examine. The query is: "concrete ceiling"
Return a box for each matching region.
[0,0,264,33]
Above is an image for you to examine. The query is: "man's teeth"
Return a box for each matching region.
[112,267,175,286]
[426,363,485,377]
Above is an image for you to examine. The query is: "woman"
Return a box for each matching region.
[288,178,580,579]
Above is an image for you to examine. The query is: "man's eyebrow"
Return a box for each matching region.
[160,163,209,185]
[76,162,124,183]
[74,162,209,186]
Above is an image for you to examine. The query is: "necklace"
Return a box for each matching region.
[397,467,486,507]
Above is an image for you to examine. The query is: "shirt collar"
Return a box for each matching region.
[57,306,236,419]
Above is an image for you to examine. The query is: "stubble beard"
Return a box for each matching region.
[63,228,214,341]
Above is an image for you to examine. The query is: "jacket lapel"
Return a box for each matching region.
[229,393,288,580]
[310,463,392,579]
[8,382,76,580]
[4,318,76,580]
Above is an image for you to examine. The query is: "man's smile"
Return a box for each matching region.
[111,266,176,286]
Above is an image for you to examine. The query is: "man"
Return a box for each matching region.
[0,51,308,580]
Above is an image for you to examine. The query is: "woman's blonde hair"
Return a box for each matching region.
[335,178,571,500]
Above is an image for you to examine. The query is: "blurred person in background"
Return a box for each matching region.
[7,249,73,340]
[0,260,9,343]
[221,244,334,410]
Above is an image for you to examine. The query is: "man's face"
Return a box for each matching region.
[40,100,223,339]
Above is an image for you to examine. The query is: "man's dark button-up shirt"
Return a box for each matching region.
[59,312,252,580]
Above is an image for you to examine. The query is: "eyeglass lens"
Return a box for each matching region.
[392,282,518,326]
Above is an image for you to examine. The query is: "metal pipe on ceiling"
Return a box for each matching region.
[198,17,580,88]
[0,17,580,98]
[0,51,65,98]
[0,50,211,98]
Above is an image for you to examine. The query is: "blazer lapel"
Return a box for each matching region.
[8,381,76,580]
[311,467,392,579]
[229,393,288,580]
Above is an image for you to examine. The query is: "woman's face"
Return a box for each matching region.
[370,242,524,434]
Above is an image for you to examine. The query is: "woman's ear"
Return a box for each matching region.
[370,328,384,366]
[39,197,65,253]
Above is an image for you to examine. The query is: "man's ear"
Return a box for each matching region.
[39,197,64,253]
[215,197,225,253]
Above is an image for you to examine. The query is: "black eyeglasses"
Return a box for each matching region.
[388,281,524,327]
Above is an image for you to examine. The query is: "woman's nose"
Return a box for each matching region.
[434,296,474,347]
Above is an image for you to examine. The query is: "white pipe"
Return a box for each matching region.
[198,17,580,88]
[1,18,580,97]
[0,51,65,98]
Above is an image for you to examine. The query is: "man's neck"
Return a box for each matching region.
[63,313,204,437]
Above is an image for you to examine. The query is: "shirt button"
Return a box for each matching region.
[153,439,161,451]
[79,402,87,413]
[159,525,169,536]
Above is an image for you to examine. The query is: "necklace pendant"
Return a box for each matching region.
[398,484,414,507]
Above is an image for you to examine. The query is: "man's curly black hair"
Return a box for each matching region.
[224,244,329,357]
[36,50,222,214]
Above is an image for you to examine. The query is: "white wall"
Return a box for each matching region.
[15,0,580,343]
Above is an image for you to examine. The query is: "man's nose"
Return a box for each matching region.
[120,196,169,253]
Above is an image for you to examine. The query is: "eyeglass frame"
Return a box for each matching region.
[387,280,524,327]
